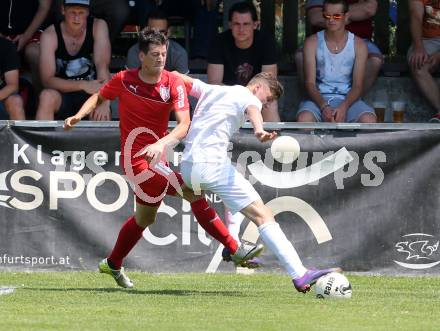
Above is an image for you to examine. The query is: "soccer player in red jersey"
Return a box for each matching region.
[64,28,263,288]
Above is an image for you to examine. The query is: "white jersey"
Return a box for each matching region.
[182,79,262,163]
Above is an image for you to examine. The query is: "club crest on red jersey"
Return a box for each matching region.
[159,85,170,102]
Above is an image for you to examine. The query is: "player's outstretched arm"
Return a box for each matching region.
[63,93,106,130]
[137,107,191,162]
[246,105,277,142]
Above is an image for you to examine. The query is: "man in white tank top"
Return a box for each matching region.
[297,0,376,123]
[176,72,342,293]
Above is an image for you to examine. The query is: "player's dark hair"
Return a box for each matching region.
[138,27,168,54]
[228,1,258,22]
[248,72,284,100]
[323,0,349,13]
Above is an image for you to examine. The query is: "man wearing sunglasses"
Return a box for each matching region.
[126,9,189,74]
[296,0,381,97]
[297,0,377,123]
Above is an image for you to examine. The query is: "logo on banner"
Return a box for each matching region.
[0,168,129,212]
[244,136,354,241]
[159,85,170,102]
[3,136,388,266]
[0,170,12,208]
[248,138,354,188]
[394,233,440,269]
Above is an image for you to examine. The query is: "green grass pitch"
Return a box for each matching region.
[0,271,439,331]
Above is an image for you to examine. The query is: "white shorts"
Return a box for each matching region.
[180,161,261,214]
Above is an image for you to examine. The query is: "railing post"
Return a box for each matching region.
[282,0,298,57]
[396,1,411,56]
[373,0,390,55]
[260,0,276,36]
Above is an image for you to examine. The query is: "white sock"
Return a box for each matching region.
[224,209,242,243]
[258,222,307,279]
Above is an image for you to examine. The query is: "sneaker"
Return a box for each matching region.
[222,247,262,268]
[222,247,232,262]
[230,242,264,267]
[240,257,262,269]
[98,258,133,288]
[429,113,440,123]
[293,267,342,293]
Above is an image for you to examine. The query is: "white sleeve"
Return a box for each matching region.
[243,95,263,113]
[189,79,211,98]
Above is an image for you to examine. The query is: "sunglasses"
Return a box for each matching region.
[322,13,345,20]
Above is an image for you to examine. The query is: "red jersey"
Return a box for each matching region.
[100,69,189,160]
[307,0,373,40]
[418,0,440,38]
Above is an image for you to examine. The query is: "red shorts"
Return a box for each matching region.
[125,158,184,206]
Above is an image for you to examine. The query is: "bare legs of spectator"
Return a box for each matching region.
[4,94,25,120]
[296,111,376,123]
[36,89,62,120]
[410,52,440,115]
[262,100,280,122]
[294,49,306,101]
[296,111,316,123]
[358,113,376,123]
[363,56,382,96]
[24,42,42,94]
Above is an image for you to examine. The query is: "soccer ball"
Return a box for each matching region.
[270,136,300,164]
[315,272,352,299]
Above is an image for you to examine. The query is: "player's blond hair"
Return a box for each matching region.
[248,72,284,100]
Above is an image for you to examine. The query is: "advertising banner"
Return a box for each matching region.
[0,124,439,275]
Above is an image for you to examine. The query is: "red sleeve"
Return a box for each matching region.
[99,71,123,100]
[183,79,193,95]
[170,75,189,112]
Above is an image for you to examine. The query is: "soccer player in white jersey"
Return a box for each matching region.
[177,72,341,293]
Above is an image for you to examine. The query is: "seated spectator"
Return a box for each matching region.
[296,0,381,97]
[134,0,219,59]
[126,9,189,74]
[408,0,440,123]
[207,1,280,121]
[0,0,52,93]
[36,0,111,120]
[297,0,376,123]
[52,0,130,42]
[0,37,26,120]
